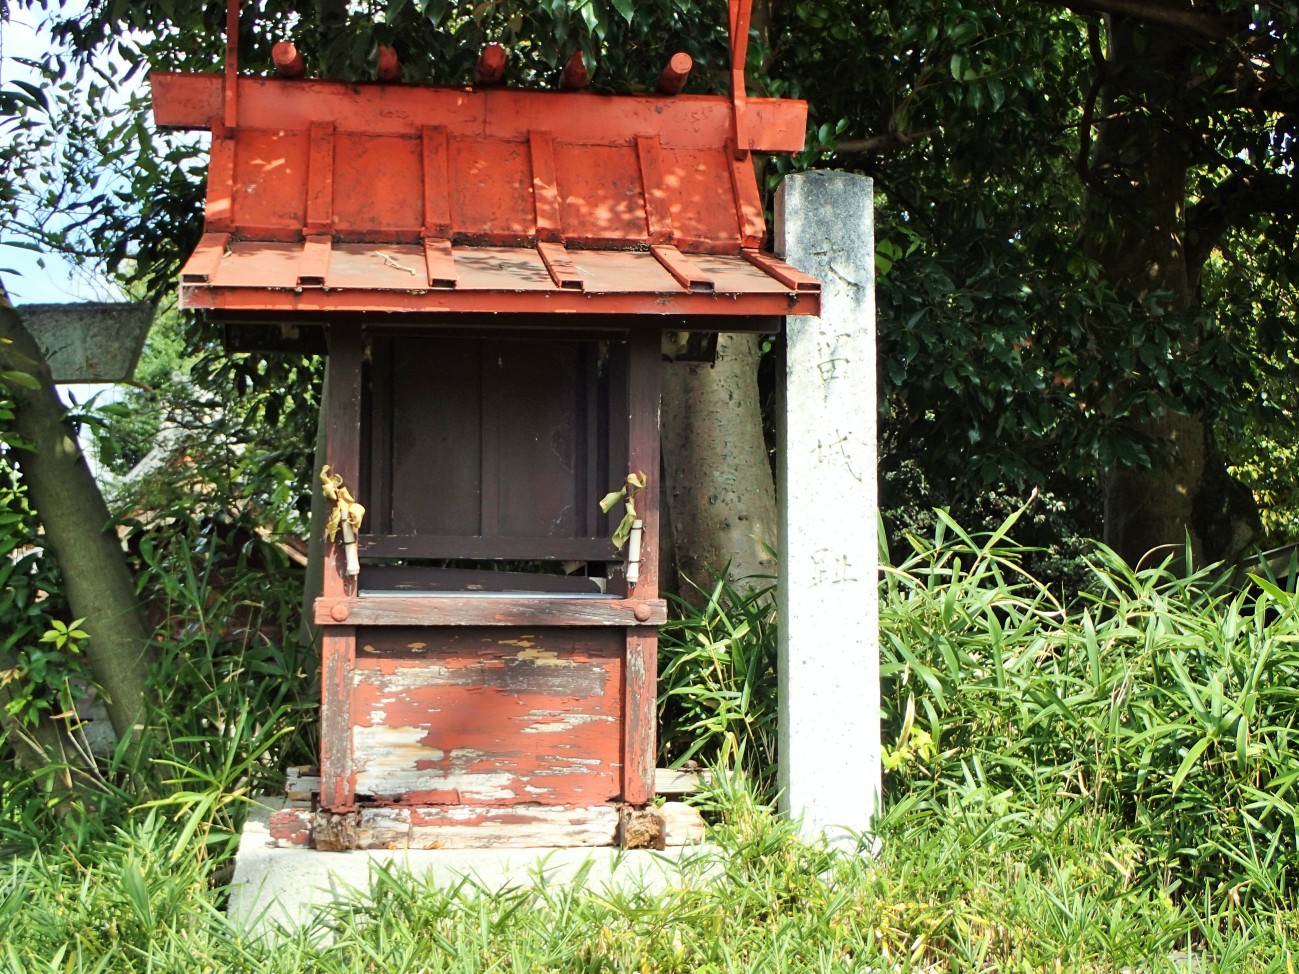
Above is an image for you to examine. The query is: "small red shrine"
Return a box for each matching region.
[153,0,818,849]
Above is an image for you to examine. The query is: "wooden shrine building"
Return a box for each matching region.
[152,0,819,849]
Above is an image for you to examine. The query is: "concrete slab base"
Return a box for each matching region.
[229,803,717,935]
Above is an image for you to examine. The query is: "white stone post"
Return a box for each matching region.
[774,171,880,846]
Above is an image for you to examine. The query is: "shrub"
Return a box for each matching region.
[658,576,778,793]
[881,507,1299,904]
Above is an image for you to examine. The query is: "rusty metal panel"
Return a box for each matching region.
[554,143,648,245]
[450,138,535,244]
[177,241,821,317]
[659,145,742,247]
[350,627,623,805]
[324,243,426,289]
[334,133,423,241]
[153,65,821,319]
[232,129,308,235]
[152,75,807,153]
[452,246,552,290]
[209,240,302,287]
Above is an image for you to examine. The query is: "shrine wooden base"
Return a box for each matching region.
[269,768,706,851]
[268,803,705,851]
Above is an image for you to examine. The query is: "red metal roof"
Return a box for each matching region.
[150,6,819,321]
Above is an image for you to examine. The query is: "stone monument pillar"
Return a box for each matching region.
[775,171,880,845]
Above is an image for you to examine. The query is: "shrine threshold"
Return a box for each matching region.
[152,0,820,850]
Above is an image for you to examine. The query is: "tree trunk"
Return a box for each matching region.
[0,288,153,738]
[660,333,778,596]
[1084,16,1260,566]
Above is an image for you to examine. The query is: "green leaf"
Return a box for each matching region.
[611,0,634,25]
[611,511,635,550]
[0,371,40,391]
[1172,736,1212,794]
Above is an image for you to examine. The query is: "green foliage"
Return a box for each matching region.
[657,576,778,793]
[3,774,1299,972]
[881,506,1299,904]
[0,463,85,727]
[6,510,1299,968]
[761,0,1299,545]
[132,527,317,860]
[666,508,1299,913]
[101,335,322,536]
[0,396,315,855]
[84,306,189,477]
[881,464,1098,600]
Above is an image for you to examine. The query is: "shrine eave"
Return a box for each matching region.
[179,237,820,320]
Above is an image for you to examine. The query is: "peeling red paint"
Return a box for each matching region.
[348,627,623,805]
[269,807,313,847]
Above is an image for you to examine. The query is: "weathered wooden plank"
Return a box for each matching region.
[284,765,706,802]
[319,627,356,810]
[285,766,321,801]
[626,329,662,598]
[323,329,364,600]
[314,595,666,627]
[271,801,694,849]
[359,534,617,561]
[622,630,657,804]
[402,804,618,848]
[660,801,706,846]
[654,767,711,795]
[367,336,394,535]
[349,629,622,805]
[354,625,622,659]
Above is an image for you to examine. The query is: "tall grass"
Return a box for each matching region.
[3,776,1298,973]
[5,505,1299,970]
[658,576,778,792]
[881,507,1299,906]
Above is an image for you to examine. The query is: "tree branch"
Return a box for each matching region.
[1076,19,1106,188]
[1186,170,1299,273]
[1053,0,1233,41]
[834,130,930,157]
[0,282,154,740]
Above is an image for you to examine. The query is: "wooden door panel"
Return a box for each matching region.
[350,627,623,805]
